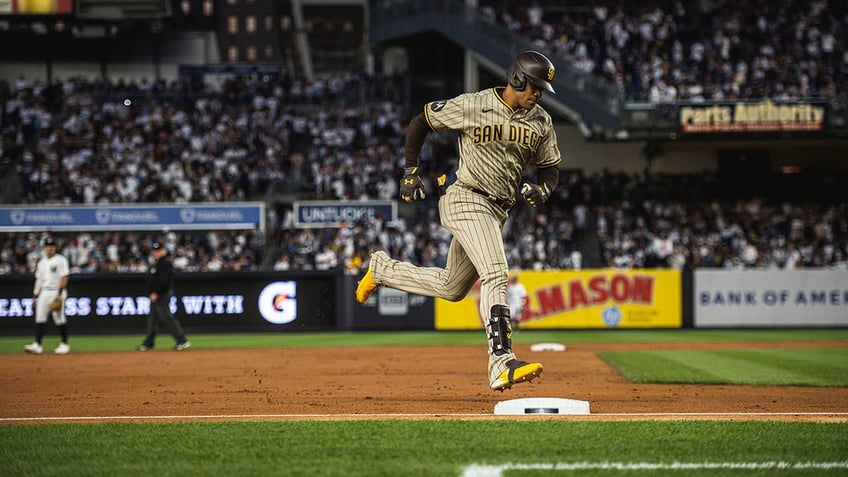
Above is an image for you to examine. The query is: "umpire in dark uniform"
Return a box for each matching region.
[138,242,191,351]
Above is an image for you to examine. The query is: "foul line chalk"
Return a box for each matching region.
[1,411,846,423]
[462,461,848,477]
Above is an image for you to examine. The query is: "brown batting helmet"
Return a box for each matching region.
[507,50,556,94]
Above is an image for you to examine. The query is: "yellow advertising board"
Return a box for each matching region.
[435,269,681,329]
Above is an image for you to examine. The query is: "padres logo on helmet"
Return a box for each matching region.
[507,50,556,94]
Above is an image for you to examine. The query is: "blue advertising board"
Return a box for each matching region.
[0,203,265,232]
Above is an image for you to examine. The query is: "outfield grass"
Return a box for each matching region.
[1,420,846,477]
[599,348,848,386]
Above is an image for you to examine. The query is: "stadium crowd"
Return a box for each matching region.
[1,38,846,275]
[481,0,847,102]
[2,72,407,205]
[594,194,847,270]
[2,167,845,275]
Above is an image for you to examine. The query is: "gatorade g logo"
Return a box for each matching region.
[546,67,555,81]
[430,101,446,112]
[258,281,297,324]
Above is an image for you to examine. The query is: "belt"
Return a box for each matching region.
[470,188,515,211]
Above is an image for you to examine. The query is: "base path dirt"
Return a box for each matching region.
[2,342,847,423]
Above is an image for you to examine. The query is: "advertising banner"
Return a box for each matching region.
[0,0,73,14]
[178,64,283,76]
[694,270,848,327]
[435,269,681,330]
[678,100,826,133]
[294,201,396,228]
[0,203,265,232]
[351,281,434,330]
[0,271,337,334]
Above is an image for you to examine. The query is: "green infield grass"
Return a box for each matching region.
[1,328,847,354]
[599,348,848,386]
[1,420,846,477]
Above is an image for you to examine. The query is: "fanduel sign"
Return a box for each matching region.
[0,203,265,231]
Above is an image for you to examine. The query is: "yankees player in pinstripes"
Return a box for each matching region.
[25,236,71,355]
[357,51,562,391]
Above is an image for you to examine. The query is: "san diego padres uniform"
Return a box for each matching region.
[371,87,560,306]
[366,86,561,387]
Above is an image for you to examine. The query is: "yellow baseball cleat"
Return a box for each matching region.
[355,263,379,304]
[490,359,543,391]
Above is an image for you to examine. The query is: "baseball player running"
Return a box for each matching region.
[356,50,562,391]
[25,236,71,355]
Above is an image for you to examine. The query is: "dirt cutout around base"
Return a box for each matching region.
[2,341,846,423]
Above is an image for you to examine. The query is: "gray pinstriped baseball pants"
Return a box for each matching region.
[369,186,509,327]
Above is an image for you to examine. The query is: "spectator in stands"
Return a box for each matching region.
[481,0,847,102]
[2,70,846,275]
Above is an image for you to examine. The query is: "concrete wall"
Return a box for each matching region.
[555,125,848,175]
[0,31,217,83]
[555,125,717,175]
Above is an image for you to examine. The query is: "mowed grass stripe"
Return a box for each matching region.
[599,348,848,386]
[659,350,839,385]
[732,348,848,384]
[1,421,846,477]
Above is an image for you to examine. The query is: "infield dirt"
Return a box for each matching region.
[2,341,846,423]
